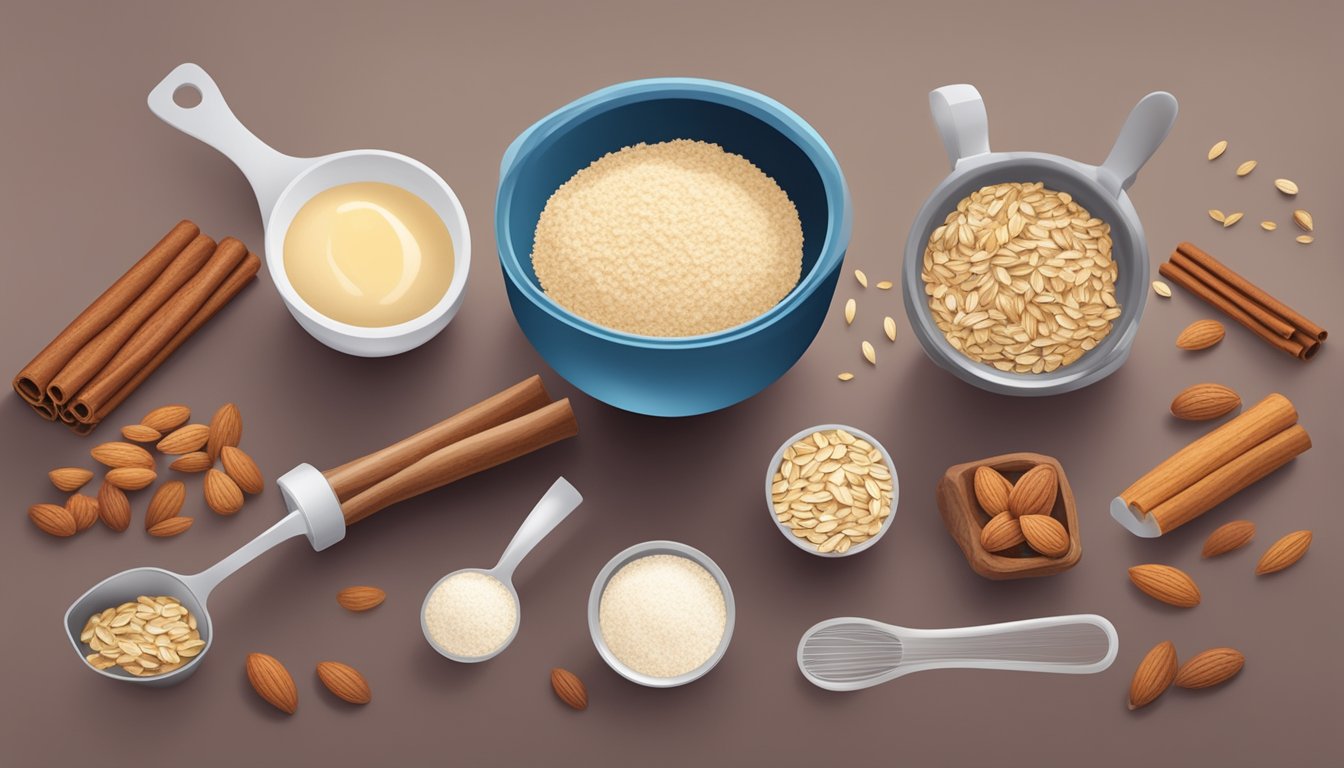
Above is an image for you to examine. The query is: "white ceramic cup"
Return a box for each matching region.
[147,63,471,357]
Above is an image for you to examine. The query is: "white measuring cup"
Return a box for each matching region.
[798,614,1118,691]
[147,63,471,357]
[421,477,583,662]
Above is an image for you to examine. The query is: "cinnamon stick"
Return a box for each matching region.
[12,220,199,404]
[46,234,216,404]
[1158,262,1306,359]
[79,252,260,429]
[1177,242,1327,341]
[71,238,247,423]
[1120,393,1298,514]
[1169,250,1296,339]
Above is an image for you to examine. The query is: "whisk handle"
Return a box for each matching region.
[899,614,1118,676]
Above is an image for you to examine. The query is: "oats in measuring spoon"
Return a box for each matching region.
[771,428,894,554]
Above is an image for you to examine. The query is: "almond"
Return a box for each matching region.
[204,469,244,515]
[1202,520,1255,558]
[1170,383,1241,421]
[1255,530,1312,575]
[90,441,155,469]
[104,467,157,491]
[980,512,1025,552]
[141,404,191,433]
[29,503,77,537]
[120,424,162,443]
[97,481,130,532]
[145,480,186,529]
[1175,319,1225,350]
[316,661,372,704]
[148,517,193,538]
[1007,464,1057,517]
[1019,514,1070,558]
[1128,564,1201,608]
[245,653,298,715]
[1128,640,1178,710]
[169,452,213,473]
[157,424,210,455]
[220,446,263,494]
[972,466,1013,515]
[49,467,93,493]
[336,586,386,612]
[1174,647,1244,689]
[207,403,242,461]
[66,493,100,532]
[550,668,588,711]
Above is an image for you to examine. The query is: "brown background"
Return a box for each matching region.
[1,1,1340,765]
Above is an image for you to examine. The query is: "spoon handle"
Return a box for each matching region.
[494,478,583,580]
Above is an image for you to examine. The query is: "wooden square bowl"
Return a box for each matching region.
[936,452,1081,580]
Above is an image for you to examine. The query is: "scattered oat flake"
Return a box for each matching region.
[1152,280,1172,298]
[854,269,868,288]
[1207,140,1228,160]
[844,298,856,325]
[861,341,876,365]
[883,316,897,342]
[837,372,854,382]
[1296,235,1314,245]
[1292,209,1313,232]
[1260,221,1277,231]
[1235,160,1257,177]
[1222,212,1243,228]
[1274,178,1299,195]
[876,280,893,290]
[1208,209,1226,223]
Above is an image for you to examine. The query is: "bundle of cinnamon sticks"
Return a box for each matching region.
[1159,242,1327,360]
[1117,393,1311,536]
[12,220,260,434]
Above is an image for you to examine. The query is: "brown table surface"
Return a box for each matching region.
[2,2,1340,765]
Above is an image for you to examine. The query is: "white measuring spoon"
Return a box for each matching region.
[798,614,1118,692]
[422,477,583,663]
[147,63,471,357]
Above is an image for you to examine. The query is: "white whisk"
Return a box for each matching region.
[797,614,1117,691]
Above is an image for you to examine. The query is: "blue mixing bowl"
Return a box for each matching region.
[496,79,851,417]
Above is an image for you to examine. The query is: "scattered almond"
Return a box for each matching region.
[1207,140,1227,161]
[145,481,186,529]
[140,404,191,433]
[148,517,193,538]
[1260,221,1277,231]
[246,653,298,715]
[204,469,244,515]
[336,586,387,612]
[168,452,213,473]
[207,403,242,461]
[1274,178,1299,195]
[837,372,854,382]
[1007,464,1057,517]
[1255,530,1312,575]
[49,467,93,493]
[854,269,868,288]
[1292,209,1313,232]
[66,493,99,532]
[1152,280,1172,298]
[120,424,162,443]
[29,503,77,537]
[1202,520,1255,558]
[1170,382,1241,421]
[157,424,209,455]
[844,298,856,325]
[104,467,156,491]
[1296,235,1314,245]
[551,667,588,711]
[1208,209,1225,224]
[1128,640,1178,710]
[317,661,372,704]
[1221,212,1243,228]
[980,512,1025,552]
[972,466,1013,516]
[883,316,897,342]
[1174,647,1244,689]
[875,280,893,290]
[1019,514,1069,557]
[220,446,264,494]
[90,441,155,469]
[1175,319,1225,350]
[1235,160,1257,177]
[1128,564,1201,608]
[97,481,130,532]
[861,341,876,365]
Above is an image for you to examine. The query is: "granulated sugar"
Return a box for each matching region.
[423,571,517,658]
[531,139,803,337]
[598,554,727,679]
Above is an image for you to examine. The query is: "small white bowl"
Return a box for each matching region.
[765,424,899,557]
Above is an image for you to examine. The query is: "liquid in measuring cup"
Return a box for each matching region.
[283,181,454,327]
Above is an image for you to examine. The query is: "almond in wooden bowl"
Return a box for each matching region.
[936,452,1080,580]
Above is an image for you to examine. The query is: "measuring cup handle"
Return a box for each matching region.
[494,478,582,579]
[147,63,310,221]
[929,84,991,170]
[1097,91,1178,197]
[901,614,1119,675]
